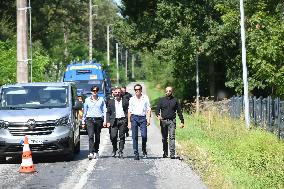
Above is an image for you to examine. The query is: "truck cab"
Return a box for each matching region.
[63,61,111,99]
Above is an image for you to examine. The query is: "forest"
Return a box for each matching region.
[1,0,284,100]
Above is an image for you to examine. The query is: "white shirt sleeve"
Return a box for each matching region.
[128,97,133,113]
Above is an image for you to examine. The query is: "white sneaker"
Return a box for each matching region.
[88,153,94,160]
[94,153,99,159]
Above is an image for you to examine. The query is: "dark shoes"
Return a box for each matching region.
[163,153,168,158]
[170,154,175,159]
[118,152,123,159]
[142,151,148,159]
[133,151,147,160]
[134,154,140,160]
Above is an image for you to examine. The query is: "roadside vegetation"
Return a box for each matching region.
[145,81,284,189]
[0,0,120,84]
[116,1,284,99]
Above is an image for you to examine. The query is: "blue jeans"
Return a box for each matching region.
[131,115,147,155]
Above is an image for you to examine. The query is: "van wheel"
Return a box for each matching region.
[0,156,6,164]
[66,141,75,161]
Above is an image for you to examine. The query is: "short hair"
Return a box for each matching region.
[91,86,99,91]
[121,86,126,89]
[133,84,142,90]
[166,86,174,91]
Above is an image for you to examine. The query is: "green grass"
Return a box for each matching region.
[144,81,164,109]
[145,81,284,189]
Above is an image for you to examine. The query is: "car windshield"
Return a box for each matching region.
[75,80,103,95]
[0,86,68,109]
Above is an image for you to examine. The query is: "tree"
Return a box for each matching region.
[116,0,284,99]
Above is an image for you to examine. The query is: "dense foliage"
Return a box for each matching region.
[0,0,119,84]
[116,0,284,99]
[1,1,283,97]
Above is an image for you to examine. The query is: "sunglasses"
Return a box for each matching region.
[92,90,98,92]
[134,88,141,91]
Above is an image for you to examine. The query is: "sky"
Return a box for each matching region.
[113,0,122,6]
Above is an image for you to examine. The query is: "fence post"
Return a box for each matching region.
[268,96,272,131]
[276,98,281,139]
[260,96,263,127]
[253,96,257,126]
[239,96,243,118]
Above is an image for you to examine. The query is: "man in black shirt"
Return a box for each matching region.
[105,87,116,107]
[121,86,132,137]
[121,86,132,101]
[156,86,184,159]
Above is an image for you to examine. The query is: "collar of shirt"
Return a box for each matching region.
[90,96,99,101]
[133,94,146,101]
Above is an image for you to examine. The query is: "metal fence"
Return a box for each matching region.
[229,96,284,139]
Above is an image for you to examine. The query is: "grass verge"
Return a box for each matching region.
[145,81,284,189]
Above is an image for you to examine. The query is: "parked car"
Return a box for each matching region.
[0,82,82,163]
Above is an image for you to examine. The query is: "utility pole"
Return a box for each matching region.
[89,0,93,62]
[196,53,199,113]
[125,50,128,80]
[89,0,97,62]
[28,0,32,82]
[107,25,110,66]
[131,54,135,80]
[116,43,119,85]
[240,0,250,128]
[17,0,28,83]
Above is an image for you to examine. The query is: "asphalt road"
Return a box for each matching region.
[0,83,207,189]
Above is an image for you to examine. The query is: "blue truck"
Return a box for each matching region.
[63,61,111,98]
[63,61,111,134]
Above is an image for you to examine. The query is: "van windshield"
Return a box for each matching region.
[0,86,68,109]
[75,80,103,95]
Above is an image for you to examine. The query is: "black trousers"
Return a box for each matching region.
[109,117,127,152]
[160,119,176,156]
[86,117,103,153]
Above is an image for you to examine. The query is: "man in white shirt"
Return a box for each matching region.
[128,84,151,160]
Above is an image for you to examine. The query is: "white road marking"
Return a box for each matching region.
[59,130,109,189]
[73,132,108,189]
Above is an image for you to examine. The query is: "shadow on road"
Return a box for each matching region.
[3,149,90,164]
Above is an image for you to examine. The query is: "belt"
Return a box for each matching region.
[115,117,126,120]
[162,118,175,121]
[132,115,146,117]
[87,117,102,120]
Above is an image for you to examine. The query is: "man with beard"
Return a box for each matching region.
[156,86,184,159]
[106,87,129,158]
[121,86,132,137]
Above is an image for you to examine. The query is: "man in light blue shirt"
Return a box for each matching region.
[82,86,106,160]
